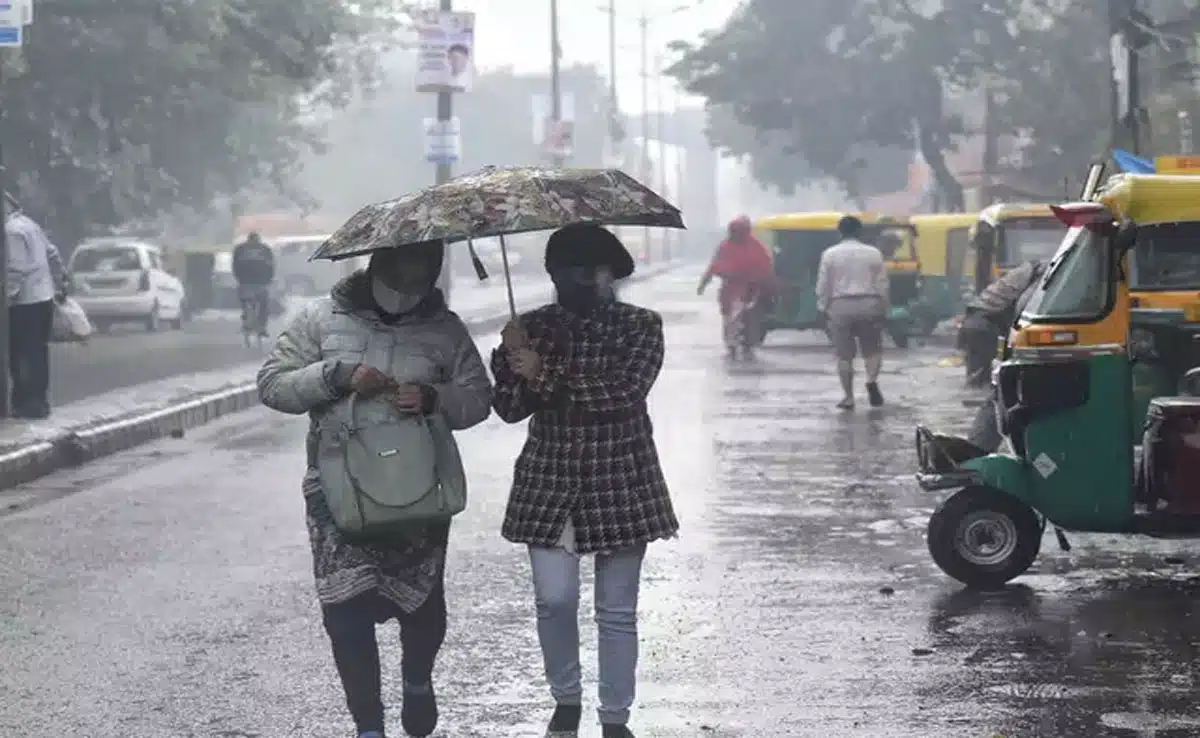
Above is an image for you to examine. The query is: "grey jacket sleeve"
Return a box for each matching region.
[5,229,30,300]
[433,315,492,430]
[257,302,351,414]
[45,239,67,294]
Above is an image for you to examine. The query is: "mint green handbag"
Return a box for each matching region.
[316,393,467,539]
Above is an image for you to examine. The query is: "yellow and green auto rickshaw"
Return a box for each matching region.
[910,213,978,333]
[915,169,1200,588]
[753,211,920,347]
[970,203,1068,295]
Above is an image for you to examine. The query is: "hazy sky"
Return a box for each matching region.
[450,0,736,114]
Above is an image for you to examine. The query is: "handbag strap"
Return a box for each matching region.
[341,393,445,510]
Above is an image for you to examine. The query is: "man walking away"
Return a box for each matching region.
[232,232,276,337]
[816,215,889,410]
[5,196,68,419]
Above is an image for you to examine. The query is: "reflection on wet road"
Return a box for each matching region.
[2,273,1199,737]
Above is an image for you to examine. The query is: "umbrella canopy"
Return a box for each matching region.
[310,165,685,261]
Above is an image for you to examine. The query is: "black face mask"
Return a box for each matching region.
[551,266,615,314]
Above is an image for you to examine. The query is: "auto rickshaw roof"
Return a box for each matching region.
[908,212,979,229]
[753,211,907,230]
[1097,174,1200,226]
[977,202,1056,225]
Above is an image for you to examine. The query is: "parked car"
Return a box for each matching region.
[70,238,187,332]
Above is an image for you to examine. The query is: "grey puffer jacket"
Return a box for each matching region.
[257,270,492,468]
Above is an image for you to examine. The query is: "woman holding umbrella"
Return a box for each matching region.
[257,241,492,738]
[491,223,679,738]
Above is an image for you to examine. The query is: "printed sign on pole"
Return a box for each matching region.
[531,93,576,157]
[0,0,22,46]
[423,117,462,164]
[415,9,475,93]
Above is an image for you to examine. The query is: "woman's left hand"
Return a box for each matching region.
[509,348,541,380]
[390,384,433,414]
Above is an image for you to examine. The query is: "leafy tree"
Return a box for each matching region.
[2,0,398,249]
[667,0,1036,210]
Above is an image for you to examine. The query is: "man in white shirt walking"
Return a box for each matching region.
[5,196,68,418]
[815,215,889,410]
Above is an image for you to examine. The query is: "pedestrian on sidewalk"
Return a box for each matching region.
[697,215,774,360]
[5,195,69,419]
[257,241,491,738]
[491,223,679,738]
[816,215,889,409]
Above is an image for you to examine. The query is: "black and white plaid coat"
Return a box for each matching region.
[491,300,678,554]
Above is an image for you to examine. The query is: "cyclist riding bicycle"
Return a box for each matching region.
[232,232,276,337]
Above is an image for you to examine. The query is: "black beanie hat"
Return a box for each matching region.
[544,222,636,279]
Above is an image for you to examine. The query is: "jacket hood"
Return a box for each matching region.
[330,269,447,323]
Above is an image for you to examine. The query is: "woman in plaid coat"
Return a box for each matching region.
[491,223,677,738]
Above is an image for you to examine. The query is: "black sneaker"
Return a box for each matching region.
[866,382,884,407]
[401,682,438,737]
[545,703,582,737]
[601,725,636,738]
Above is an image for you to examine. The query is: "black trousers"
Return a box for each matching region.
[9,300,54,416]
[960,312,1000,385]
[321,580,447,734]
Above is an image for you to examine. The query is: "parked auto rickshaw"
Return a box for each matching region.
[916,170,1200,589]
[753,212,920,347]
[911,213,977,334]
[970,203,1067,295]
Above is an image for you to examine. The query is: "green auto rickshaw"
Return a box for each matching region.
[911,212,977,334]
[753,212,920,347]
[916,180,1200,589]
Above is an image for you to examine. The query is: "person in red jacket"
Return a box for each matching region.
[697,215,775,359]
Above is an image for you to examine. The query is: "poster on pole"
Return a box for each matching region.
[0,0,23,46]
[423,117,462,164]
[415,9,475,93]
[531,93,576,159]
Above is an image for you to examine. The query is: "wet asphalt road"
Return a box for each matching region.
[45,277,546,407]
[4,273,1200,737]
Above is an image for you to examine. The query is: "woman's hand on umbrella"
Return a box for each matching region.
[501,320,528,349]
[509,348,541,380]
[350,365,396,396]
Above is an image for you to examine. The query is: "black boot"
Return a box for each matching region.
[601,724,635,738]
[866,381,885,407]
[400,682,438,737]
[545,703,582,737]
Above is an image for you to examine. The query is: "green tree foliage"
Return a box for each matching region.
[666,0,1097,208]
[3,0,398,248]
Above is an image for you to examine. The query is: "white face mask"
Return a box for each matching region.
[372,276,424,314]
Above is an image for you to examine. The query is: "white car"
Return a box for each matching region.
[70,238,187,332]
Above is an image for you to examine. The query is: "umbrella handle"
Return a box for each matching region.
[499,233,517,319]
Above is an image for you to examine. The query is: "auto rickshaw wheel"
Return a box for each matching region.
[927,486,1041,590]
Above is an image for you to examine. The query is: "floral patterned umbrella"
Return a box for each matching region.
[309,165,685,262]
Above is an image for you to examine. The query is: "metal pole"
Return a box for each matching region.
[608,0,618,109]
[0,63,8,418]
[654,54,667,259]
[550,0,564,167]
[435,0,454,305]
[640,13,650,261]
[673,87,684,260]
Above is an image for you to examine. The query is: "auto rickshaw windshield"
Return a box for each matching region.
[1129,221,1200,290]
[1020,225,1111,322]
[1001,218,1068,265]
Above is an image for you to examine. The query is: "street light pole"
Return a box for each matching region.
[639,12,650,260]
[653,53,668,259]
[550,0,565,167]
[435,0,454,304]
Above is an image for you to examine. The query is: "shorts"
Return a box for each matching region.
[827,296,885,361]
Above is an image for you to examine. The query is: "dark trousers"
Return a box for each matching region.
[960,312,1000,386]
[9,300,54,416]
[321,581,447,734]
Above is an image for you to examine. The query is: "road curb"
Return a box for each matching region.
[0,262,691,492]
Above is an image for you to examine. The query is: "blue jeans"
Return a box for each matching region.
[528,543,647,725]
